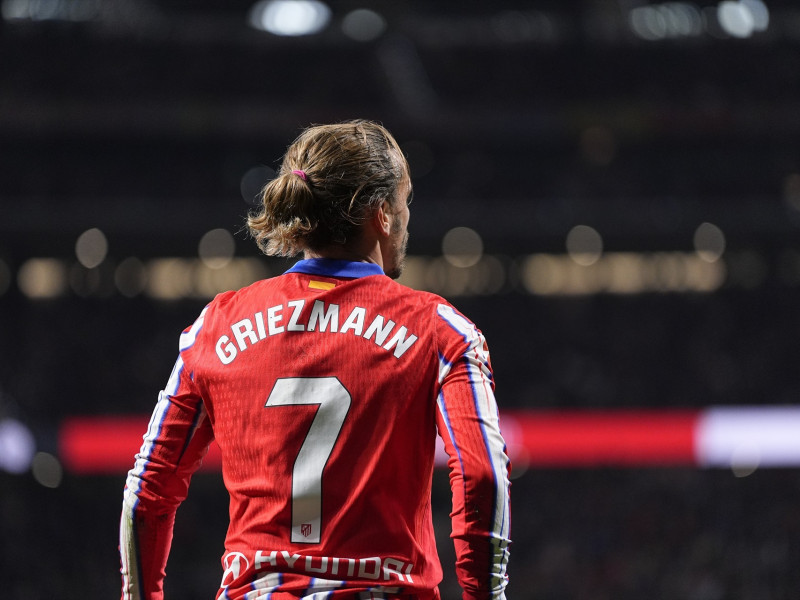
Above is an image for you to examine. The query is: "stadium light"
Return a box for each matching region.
[247,0,331,37]
[0,418,36,474]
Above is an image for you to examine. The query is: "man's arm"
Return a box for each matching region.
[435,304,511,600]
[121,312,214,600]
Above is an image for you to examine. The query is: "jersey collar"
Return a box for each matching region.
[285,258,385,279]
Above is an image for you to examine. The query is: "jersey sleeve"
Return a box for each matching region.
[120,308,215,600]
[434,303,511,600]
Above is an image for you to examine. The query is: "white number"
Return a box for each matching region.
[265,377,351,543]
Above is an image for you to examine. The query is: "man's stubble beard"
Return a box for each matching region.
[387,230,409,280]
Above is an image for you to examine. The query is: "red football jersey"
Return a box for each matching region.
[120,259,510,600]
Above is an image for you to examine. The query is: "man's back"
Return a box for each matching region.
[125,259,509,598]
[195,260,443,596]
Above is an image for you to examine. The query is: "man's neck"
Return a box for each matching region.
[302,234,384,270]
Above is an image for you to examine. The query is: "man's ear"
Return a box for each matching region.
[373,200,393,237]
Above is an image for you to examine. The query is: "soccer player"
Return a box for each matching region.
[120,120,511,600]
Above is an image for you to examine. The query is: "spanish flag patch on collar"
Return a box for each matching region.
[308,280,336,291]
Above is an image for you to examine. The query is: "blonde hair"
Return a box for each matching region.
[248,120,408,256]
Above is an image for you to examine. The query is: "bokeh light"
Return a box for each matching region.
[1,0,100,22]
[115,257,148,297]
[694,222,726,263]
[18,258,68,298]
[193,259,269,298]
[628,1,768,41]
[566,225,603,266]
[521,252,725,296]
[146,258,194,300]
[247,0,331,36]
[629,3,703,41]
[145,258,269,300]
[521,254,565,295]
[342,8,386,42]
[741,0,769,31]
[75,227,108,269]
[717,0,755,38]
[0,418,35,474]
[31,452,63,488]
[442,227,484,268]
[198,228,236,269]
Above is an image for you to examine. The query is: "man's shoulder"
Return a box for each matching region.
[199,275,288,325]
[373,276,450,307]
[213,273,288,303]
[366,279,486,343]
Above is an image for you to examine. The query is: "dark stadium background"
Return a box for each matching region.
[2,1,800,598]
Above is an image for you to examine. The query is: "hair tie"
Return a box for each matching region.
[291,169,307,181]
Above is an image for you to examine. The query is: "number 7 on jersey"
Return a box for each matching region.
[265,377,351,543]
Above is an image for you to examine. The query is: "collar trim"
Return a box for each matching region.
[285,258,385,279]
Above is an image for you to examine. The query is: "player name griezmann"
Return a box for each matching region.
[215,299,419,365]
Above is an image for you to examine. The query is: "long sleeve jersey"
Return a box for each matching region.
[120,258,510,600]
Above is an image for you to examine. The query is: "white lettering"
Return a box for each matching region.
[305,555,328,573]
[358,557,382,580]
[345,557,357,577]
[215,335,237,365]
[308,300,339,332]
[254,311,267,339]
[339,306,366,335]
[267,305,284,335]
[287,299,305,331]
[382,558,405,582]
[281,551,301,568]
[254,550,278,569]
[383,326,418,358]
[363,315,394,346]
[244,550,413,583]
[216,300,418,365]
[232,318,258,351]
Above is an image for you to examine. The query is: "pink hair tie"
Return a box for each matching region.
[291,169,307,181]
